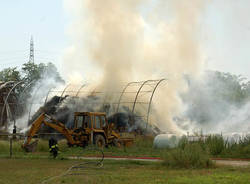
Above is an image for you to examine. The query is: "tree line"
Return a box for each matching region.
[0,61,64,85]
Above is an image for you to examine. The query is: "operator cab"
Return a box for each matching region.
[74,112,107,129]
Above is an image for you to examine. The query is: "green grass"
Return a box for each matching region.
[0,137,249,183]
[0,158,249,184]
[1,135,250,159]
[0,136,166,159]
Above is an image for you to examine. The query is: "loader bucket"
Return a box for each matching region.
[22,140,39,152]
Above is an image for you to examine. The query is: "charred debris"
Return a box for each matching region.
[29,95,161,137]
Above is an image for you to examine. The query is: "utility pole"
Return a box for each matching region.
[29,36,34,63]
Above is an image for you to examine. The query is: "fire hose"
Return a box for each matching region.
[41,147,104,184]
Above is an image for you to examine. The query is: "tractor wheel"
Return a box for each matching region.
[94,134,106,149]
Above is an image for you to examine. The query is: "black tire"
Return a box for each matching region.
[94,134,106,149]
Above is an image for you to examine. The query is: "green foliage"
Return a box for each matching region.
[162,143,214,168]
[0,61,64,104]
[205,135,225,155]
[176,135,250,159]
[0,67,22,82]
[21,61,64,84]
[0,61,64,86]
[21,62,45,83]
[177,136,189,150]
[222,136,250,158]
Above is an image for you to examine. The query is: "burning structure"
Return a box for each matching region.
[26,79,166,135]
[2,1,214,137]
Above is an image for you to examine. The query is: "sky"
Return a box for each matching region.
[0,0,250,79]
[0,0,67,73]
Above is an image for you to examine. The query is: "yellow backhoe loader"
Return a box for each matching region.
[22,112,129,152]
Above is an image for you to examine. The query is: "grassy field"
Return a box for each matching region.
[1,135,250,159]
[0,136,164,158]
[0,137,250,184]
[0,158,250,184]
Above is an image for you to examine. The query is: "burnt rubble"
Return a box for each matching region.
[28,95,161,136]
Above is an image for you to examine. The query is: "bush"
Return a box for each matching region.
[205,135,225,155]
[162,143,214,168]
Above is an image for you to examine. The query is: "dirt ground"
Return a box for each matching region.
[215,160,250,167]
[69,156,250,167]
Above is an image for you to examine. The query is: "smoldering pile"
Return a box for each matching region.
[28,95,161,137]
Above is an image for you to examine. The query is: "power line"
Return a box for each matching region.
[0,50,28,54]
[0,57,28,62]
[0,50,60,55]
[0,37,60,68]
[0,61,25,66]
[0,57,56,66]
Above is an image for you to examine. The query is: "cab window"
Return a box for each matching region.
[100,116,106,127]
[89,116,93,128]
[83,115,91,128]
[75,116,83,128]
[95,116,101,129]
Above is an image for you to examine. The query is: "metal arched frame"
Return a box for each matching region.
[1,81,25,127]
[131,80,158,114]
[116,81,142,113]
[59,83,71,102]
[75,84,86,97]
[146,78,167,130]
[17,80,37,105]
[15,80,37,126]
[44,87,57,105]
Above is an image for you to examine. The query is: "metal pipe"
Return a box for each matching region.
[146,79,167,130]
[116,81,141,113]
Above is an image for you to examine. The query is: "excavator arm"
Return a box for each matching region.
[22,113,75,151]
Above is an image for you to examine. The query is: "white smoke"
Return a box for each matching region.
[62,0,208,134]
[8,73,65,133]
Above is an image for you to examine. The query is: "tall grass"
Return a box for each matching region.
[177,135,250,158]
[205,135,225,155]
[161,135,250,168]
[162,143,213,168]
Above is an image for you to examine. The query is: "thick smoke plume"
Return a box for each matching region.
[180,71,250,134]
[63,0,208,134]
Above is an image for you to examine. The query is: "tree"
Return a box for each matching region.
[21,61,64,84]
[21,61,46,83]
[0,67,22,82]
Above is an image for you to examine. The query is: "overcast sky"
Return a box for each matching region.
[0,0,250,79]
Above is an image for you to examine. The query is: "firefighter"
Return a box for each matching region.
[49,138,59,158]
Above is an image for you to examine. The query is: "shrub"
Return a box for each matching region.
[162,143,214,168]
[205,135,225,155]
[177,136,189,150]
